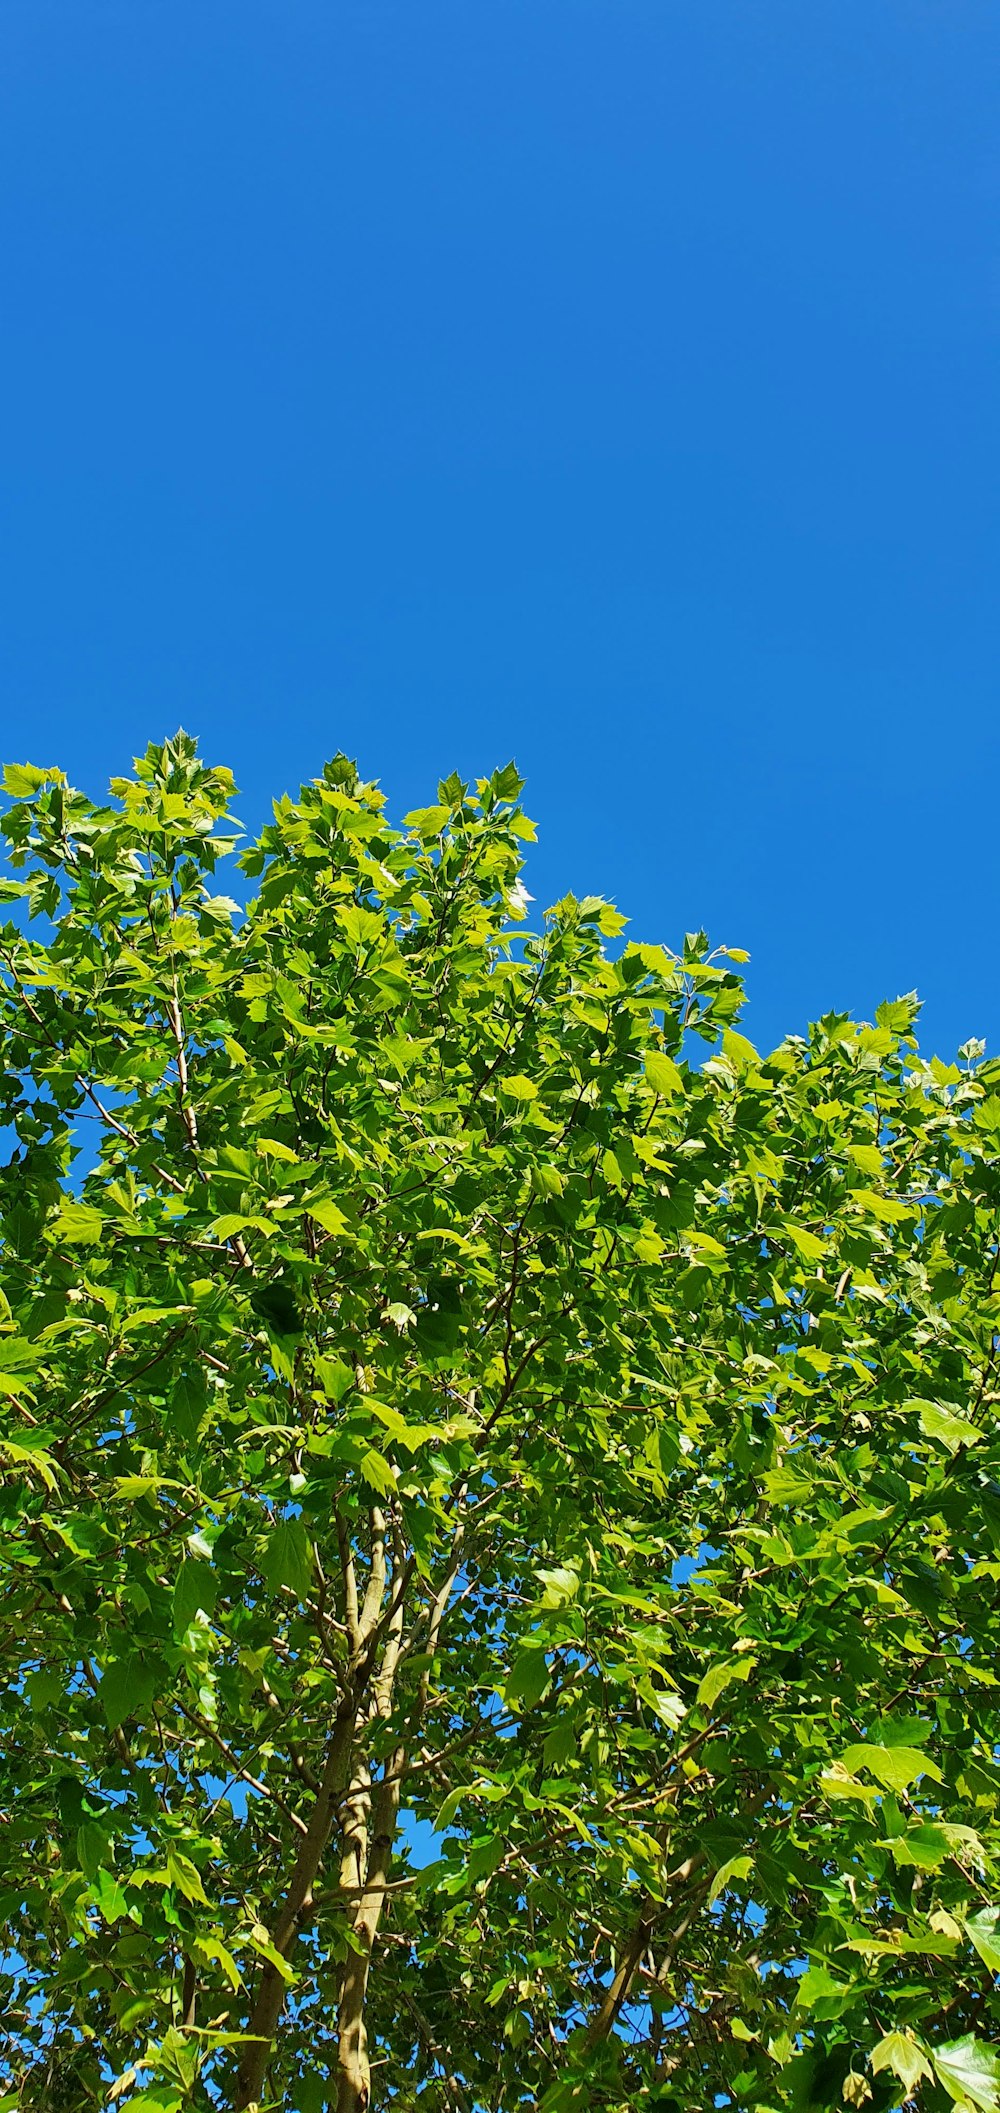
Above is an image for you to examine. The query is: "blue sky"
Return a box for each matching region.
[0,0,996,1056]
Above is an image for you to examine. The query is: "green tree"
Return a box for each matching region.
[1,735,1000,2113]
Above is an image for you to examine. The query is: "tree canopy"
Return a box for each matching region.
[1,735,1000,2113]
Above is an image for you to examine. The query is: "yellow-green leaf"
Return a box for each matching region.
[645,1050,684,1096]
[52,1200,104,1245]
[870,2034,931,2096]
[165,1849,208,1905]
[708,1853,751,1905]
[697,1657,755,1709]
[932,2035,1000,2111]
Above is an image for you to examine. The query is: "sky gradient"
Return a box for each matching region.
[1,0,996,1056]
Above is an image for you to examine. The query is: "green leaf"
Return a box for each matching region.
[172,1369,210,1441]
[91,1866,128,1923]
[336,904,384,949]
[257,1136,299,1162]
[0,1437,58,1489]
[3,762,63,796]
[915,1400,982,1452]
[876,993,920,1035]
[306,1193,350,1237]
[708,1854,751,1905]
[932,2036,1000,2110]
[872,1714,932,1747]
[575,891,625,933]
[313,1354,355,1402]
[404,803,451,836]
[434,1785,468,1833]
[499,1074,538,1102]
[819,1766,879,1806]
[890,1822,987,1871]
[783,1222,826,1263]
[839,1742,943,1793]
[250,1280,303,1336]
[642,1683,686,1730]
[259,1519,313,1600]
[507,1650,550,1710]
[366,1400,434,1452]
[192,1933,243,1990]
[245,1926,296,1981]
[173,1557,217,1635]
[850,1186,911,1223]
[534,1565,579,1610]
[845,1932,958,1959]
[845,1142,884,1178]
[414,1278,463,1354]
[530,1163,565,1198]
[965,1905,1000,1974]
[100,1654,157,1730]
[870,2033,931,2095]
[360,1448,398,1498]
[697,1656,755,1709]
[212,1213,258,1241]
[797,1961,849,2010]
[645,1051,684,1097]
[51,1199,104,1245]
[165,1848,209,1906]
[113,1473,183,1500]
[492,761,525,801]
[77,1820,109,1880]
[721,1029,759,1070]
[683,1227,727,1260]
[117,2094,183,2112]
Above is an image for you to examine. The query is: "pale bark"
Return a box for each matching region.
[234,1515,463,2109]
[334,1536,461,2111]
[335,1748,404,2112]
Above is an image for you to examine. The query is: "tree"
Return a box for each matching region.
[1,735,999,2113]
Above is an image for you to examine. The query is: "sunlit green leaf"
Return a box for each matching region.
[932,2035,1000,2110]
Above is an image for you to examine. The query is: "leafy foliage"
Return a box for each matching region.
[1,734,1000,2111]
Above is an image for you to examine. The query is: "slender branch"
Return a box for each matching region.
[259,1673,320,1794]
[397,1985,472,2113]
[181,1954,197,2030]
[337,1504,361,1654]
[0,946,187,1195]
[175,1701,309,1838]
[166,974,200,1154]
[358,1508,387,1643]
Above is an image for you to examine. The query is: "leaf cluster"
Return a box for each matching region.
[1,738,999,2111]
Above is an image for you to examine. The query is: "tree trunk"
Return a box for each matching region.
[335,1747,404,2113]
[233,1693,358,2109]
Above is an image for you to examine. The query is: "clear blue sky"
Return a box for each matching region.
[1,1,996,1055]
